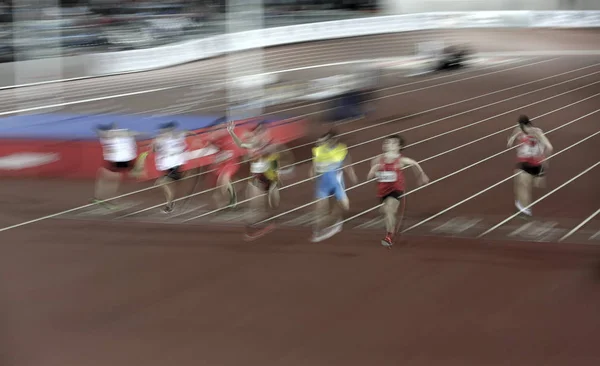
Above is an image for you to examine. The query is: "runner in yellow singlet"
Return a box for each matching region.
[227,121,294,240]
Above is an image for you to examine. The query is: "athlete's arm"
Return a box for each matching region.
[276,145,295,175]
[507,127,521,147]
[534,128,553,155]
[400,157,429,185]
[367,157,381,180]
[343,153,358,184]
[227,124,253,149]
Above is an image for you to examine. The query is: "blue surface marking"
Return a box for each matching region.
[0,113,280,140]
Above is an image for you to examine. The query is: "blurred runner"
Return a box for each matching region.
[147,122,198,213]
[202,127,241,209]
[310,129,357,242]
[92,123,146,208]
[507,115,553,217]
[227,121,294,241]
[367,135,429,247]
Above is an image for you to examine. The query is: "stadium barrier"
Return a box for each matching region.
[86,11,600,76]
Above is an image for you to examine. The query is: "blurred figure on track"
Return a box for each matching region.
[507,115,553,217]
[203,127,241,210]
[227,120,295,241]
[367,135,429,247]
[147,122,198,213]
[310,129,357,242]
[92,123,145,209]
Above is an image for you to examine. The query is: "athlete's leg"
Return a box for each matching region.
[154,172,177,212]
[313,195,330,234]
[514,169,533,215]
[213,169,237,209]
[268,181,280,209]
[246,181,266,221]
[381,196,400,234]
[94,166,121,202]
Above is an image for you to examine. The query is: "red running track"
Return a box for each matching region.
[1,32,600,366]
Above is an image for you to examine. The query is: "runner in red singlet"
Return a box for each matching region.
[204,131,240,209]
[367,135,429,247]
[507,115,553,217]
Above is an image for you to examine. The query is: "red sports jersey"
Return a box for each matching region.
[516,133,544,166]
[376,156,405,197]
[210,135,238,168]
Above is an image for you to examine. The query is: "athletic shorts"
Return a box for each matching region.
[252,174,277,191]
[517,162,544,177]
[316,174,347,201]
[163,166,183,181]
[106,160,135,172]
[380,190,404,203]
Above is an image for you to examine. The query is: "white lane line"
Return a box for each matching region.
[590,230,600,241]
[334,107,600,234]
[157,87,600,222]
[172,57,541,116]
[479,162,600,238]
[432,217,482,234]
[0,62,586,232]
[158,87,600,222]
[508,221,536,237]
[0,56,543,117]
[558,208,600,242]
[119,60,587,218]
[192,100,600,226]
[403,127,600,234]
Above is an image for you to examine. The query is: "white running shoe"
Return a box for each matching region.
[311,221,343,242]
[515,200,532,216]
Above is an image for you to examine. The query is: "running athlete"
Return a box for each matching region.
[227,121,294,240]
[507,115,553,217]
[148,122,197,213]
[92,123,145,207]
[367,135,429,247]
[310,129,358,242]
[204,128,240,209]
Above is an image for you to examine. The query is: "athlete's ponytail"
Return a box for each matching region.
[518,115,531,132]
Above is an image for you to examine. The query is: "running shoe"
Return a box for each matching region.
[381,233,393,248]
[311,221,343,242]
[90,198,118,210]
[244,223,276,241]
[162,202,174,214]
[515,200,532,217]
[228,188,238,209]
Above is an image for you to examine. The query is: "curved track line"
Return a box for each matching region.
[180,91,600,224]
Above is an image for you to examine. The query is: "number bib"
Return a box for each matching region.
[376,171,397,183]
[250,160,270,174]
[517,144,541,158]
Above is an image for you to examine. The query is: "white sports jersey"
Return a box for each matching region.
[154,132,188,171]
[100,130,137,162]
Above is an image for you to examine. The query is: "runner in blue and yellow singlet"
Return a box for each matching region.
[310,129,357,242]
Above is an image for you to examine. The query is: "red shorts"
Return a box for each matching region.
[208,162,240,187]
[105,160,135,173]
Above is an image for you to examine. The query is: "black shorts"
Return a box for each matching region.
[251,174,276,191]
[164,166,183,181]
[518,163,544,177]
[106,160,134,172]
[380,190,404,203]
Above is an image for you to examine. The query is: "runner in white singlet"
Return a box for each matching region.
[93,123,145,208]
[150,122,197,213]
[507,115,553,217]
